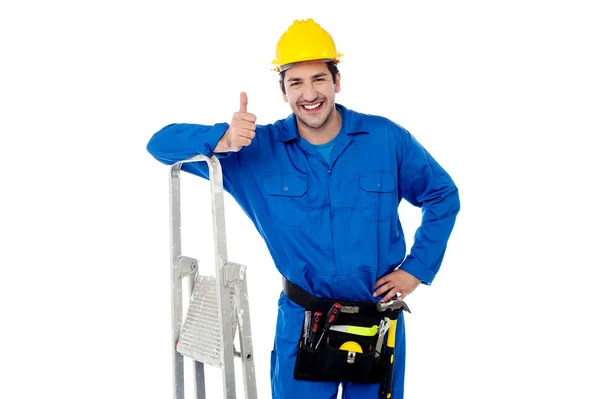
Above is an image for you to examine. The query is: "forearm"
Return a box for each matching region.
[146,122,230,165]
[399,187,460,284]
[213,130,232,153]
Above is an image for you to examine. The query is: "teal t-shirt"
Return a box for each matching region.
[309,135,337,164]
[302,113,341,165]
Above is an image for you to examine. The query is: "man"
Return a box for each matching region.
[147,18,460,399]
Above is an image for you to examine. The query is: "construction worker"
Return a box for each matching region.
[147,18,460,399]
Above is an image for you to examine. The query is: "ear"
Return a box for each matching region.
[335,72,341,94]
[280,82,289,103]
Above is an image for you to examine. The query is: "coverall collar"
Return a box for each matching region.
[277,103,368,142]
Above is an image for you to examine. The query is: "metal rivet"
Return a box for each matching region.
[377,183,381,187]
[284,186,288,190]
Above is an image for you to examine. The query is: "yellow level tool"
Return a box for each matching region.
[329,324,379,336]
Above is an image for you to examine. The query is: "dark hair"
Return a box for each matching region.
[279,61,339,95]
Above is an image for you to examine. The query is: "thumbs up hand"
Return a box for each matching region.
[215,92,257,153]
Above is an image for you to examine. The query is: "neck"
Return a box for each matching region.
[297,109,342,145]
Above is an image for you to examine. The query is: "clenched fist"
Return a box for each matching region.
[215,92,257,153]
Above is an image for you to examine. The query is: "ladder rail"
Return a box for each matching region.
[201,155,237,398]
[227,262,258,398]
[188,274,207,398]
[169,161,186,399]
[171,160,208,399]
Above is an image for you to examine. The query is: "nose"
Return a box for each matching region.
[302,83,318,102]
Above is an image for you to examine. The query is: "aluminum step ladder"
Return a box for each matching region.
[169,154,257,399]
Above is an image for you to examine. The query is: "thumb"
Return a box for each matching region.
[239,91,248,113]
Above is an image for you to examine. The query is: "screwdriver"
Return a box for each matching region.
[303,311,311,346]
[308,311,323,348]
[314,303,342,349]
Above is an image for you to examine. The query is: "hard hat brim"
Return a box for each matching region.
[277,58,340,72]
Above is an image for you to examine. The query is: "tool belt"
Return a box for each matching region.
[283,278,390,384]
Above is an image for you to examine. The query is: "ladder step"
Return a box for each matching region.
[177,274,238,368]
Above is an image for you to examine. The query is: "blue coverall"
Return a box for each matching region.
[147,104,460,399]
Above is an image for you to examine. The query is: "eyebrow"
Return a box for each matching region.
[287,72,328,83]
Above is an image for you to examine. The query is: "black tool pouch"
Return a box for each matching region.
[284,279,388,384]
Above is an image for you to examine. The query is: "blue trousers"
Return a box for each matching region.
[270,292,406,399]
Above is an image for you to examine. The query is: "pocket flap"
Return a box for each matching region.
[264,173,308,197]
[358,171,395,193]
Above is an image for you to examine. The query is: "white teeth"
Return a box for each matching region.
[303,102,321,110]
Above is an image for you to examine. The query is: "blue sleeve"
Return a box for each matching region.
[145,122,248,205]
[395,127,460,285]
[146,122,232,165]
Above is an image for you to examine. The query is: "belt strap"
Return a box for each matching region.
[282,277,382,320]
[282,277,317,309]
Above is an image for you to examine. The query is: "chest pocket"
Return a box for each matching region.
[358,171,397,222]
[263,172,309,226]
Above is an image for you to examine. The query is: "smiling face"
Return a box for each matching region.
[281,61,341,132]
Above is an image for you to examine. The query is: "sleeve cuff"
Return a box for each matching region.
[203,122,231,158]
[398,256,436,285]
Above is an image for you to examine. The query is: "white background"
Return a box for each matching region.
[1,1,599,398]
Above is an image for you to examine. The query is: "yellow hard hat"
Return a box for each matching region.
[271,18,343,72]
